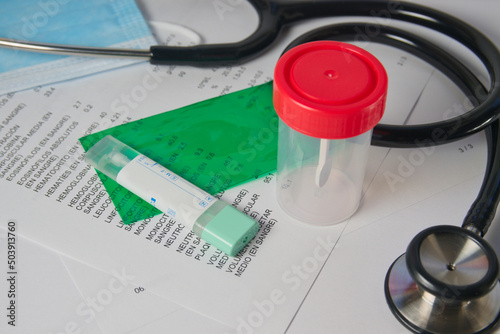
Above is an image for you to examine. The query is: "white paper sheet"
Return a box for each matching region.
[0,227,105,334]
[0,0,498,333]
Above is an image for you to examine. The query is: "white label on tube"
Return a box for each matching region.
[116,155,216,230]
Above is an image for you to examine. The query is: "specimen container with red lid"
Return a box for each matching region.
[273,41,388,225]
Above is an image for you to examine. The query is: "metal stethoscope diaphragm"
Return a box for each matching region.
[385,226,500,333]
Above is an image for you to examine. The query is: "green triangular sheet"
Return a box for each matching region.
[79,82,277,224]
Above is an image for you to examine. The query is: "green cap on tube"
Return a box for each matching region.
[201,205,259,256]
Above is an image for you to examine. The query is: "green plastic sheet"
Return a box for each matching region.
[79,82,277,225]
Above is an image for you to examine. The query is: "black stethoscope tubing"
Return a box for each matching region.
[154,1,500,159]
[147,1,500,144]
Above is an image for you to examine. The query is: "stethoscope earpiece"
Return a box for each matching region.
[385,225,500,334]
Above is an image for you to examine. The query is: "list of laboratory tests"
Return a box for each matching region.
[0,85,277,282]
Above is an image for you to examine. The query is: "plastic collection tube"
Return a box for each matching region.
[85,135,259,256]
[273,41,387,225]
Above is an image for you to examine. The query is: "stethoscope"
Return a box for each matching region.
[2,1,500,332]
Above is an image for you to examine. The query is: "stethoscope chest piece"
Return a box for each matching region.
[385,225,500,333]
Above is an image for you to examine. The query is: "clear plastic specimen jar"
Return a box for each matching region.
[273,41,388,225]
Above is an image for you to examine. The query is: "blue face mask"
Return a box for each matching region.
[0,0,155,95]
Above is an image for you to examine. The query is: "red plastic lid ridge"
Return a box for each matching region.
[273,41,388,139]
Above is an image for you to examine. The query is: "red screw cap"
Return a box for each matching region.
[273,41,388,139]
